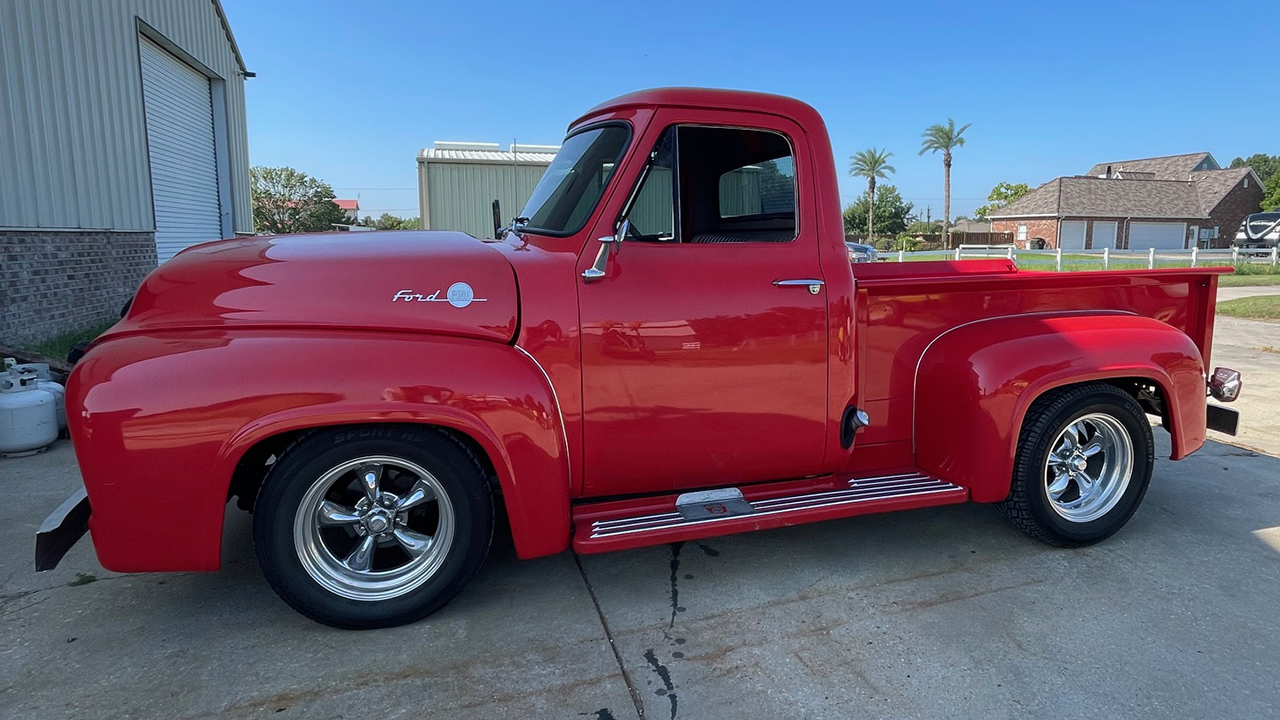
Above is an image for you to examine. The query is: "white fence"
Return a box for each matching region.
[887,244,1280,271]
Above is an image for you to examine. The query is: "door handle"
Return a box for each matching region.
[773,279,825,295]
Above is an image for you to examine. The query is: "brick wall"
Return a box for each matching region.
[0,231,156,346]
[1206,177,1264,248]
[992,218,1058,248]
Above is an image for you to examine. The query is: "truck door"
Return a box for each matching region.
[577,112,829,497]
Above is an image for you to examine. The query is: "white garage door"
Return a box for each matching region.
[1059,221,1086,250]
[1129,222,1187,250]
[139,37,222,263]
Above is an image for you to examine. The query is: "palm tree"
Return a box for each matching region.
[849,148,895,240]
[919,119,971,247]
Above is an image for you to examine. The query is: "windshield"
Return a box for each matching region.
[520,124,630,236]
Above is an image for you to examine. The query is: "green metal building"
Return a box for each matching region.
[416,142,559,239]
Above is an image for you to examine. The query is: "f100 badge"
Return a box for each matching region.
[393,283,487,308]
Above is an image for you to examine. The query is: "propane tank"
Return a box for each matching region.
[3,359,65,431]
[0,369,58,457]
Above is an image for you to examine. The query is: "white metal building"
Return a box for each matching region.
[1,0,252,345]
[417,142,559,239]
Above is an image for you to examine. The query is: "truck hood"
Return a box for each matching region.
[113,231,519,343]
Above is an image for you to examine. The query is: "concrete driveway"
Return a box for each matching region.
[2,309,1278,719]
[1217,285,1280,302]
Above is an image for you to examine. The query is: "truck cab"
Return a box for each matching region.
[511,90,853,497]
[37,88,1243,629]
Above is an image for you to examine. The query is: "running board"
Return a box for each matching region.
[572,471,968,554]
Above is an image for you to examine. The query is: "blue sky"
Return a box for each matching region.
[223,0,1271,222]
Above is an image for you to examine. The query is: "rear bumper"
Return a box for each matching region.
[1206,404,1240,436]
[34,487,91,571]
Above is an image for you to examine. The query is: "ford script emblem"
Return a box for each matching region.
[393,284,488,307]
[447,282,475,308]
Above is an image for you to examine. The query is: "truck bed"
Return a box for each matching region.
[847,259,1230,472]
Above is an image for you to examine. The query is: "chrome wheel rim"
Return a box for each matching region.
[1044,413,1133,523]
[294,455,455,601]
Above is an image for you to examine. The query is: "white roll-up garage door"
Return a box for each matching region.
[1128,222,1187,250]
[1059,221,1086,250]
[139,37,223,262]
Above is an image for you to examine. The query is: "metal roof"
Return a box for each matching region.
[417,141,559,165]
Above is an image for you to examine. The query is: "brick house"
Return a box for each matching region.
[990,153,1263,250]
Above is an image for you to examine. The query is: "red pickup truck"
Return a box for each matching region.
[36,88,1243,629]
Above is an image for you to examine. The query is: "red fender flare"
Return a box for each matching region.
[914,313,1205,502]
[68,332,571,572]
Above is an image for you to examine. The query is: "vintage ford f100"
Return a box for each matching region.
[36,88,1243,628]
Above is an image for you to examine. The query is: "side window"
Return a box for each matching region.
[621,125,797,244]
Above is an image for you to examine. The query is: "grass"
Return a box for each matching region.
[24,318,117,362]
[1216,295,1280,321]
[1220,273,1280,287]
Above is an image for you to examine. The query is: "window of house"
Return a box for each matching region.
[1017,223,1028,241]
[622,125,797,244]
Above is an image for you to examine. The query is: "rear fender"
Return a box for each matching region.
[914,313,1205,502]
[68,331,571,572]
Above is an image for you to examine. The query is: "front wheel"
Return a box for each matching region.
[1000,383,1154,546]
[253,426,494,629]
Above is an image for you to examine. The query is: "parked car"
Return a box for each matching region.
[1233,210,1280,249]
[37,88,1243,629]
[846,241,878,263]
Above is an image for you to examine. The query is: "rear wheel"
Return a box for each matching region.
[1000,384,1154,546]
[253,426,493,629]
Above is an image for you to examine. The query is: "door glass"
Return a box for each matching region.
[621,125,798,245]
[625,129,677,241]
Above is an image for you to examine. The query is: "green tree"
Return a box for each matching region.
[843,184,913,236]
[974,181,1031,219]
[1264,174,1280,212]
[250,166,347,234]
[1230,154,1280,184]
[919,118,972,245]
[849,148,895,240]
[1229,154,1280,212]
[371,213,421,230]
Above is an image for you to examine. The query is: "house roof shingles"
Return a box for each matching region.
[1085,152,1214,180]
[1060,177,1204,218]
[991,157,1250,221]
[1191,167,1252,213]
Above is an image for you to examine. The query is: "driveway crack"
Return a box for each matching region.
[573,552,646,719]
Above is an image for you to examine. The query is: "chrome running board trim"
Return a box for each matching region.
[589,472,963,539]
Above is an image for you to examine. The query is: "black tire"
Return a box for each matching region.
[252,425,493,629]
[1000,383,1154,547]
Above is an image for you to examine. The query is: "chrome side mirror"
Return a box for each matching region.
[583,219,628,282]
[1209,367,1242,402]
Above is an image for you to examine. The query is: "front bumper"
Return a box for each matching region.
[34,487,91,571]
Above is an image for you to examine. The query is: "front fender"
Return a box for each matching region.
[914,313,1205,502]
[67,330,571,572]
